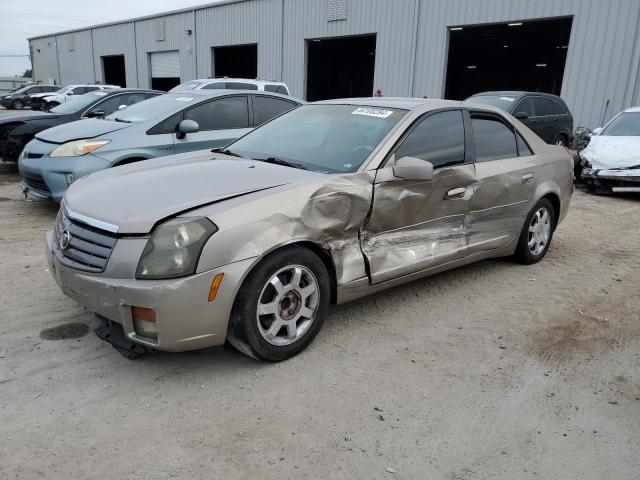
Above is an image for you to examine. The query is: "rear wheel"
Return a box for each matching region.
[227,246,330,361]
[514,198,555,264]
[553,134,567,147]
[12,100,24,110]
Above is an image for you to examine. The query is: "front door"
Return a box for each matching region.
[173,95,253,154]
[361,110,476,284]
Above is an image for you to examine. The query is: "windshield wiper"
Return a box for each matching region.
[212,148,243,158]
[258,157,308,170]
[114,117,131,123]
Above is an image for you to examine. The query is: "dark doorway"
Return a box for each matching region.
[102,55,126,87]
[151,77,180,91]
[306,34,376,101]
[444,17,572,100]
[213,44,258,78]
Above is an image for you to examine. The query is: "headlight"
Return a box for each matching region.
[136,217,217,279]
[50,139,110,158]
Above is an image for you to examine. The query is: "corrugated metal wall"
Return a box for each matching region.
[29,0,640,126]
[195,0,283,80]
[135,11,197,88]
[91,22,138,88]
[55,30,95,85]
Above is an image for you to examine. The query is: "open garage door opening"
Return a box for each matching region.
[213,44,257,79]
[150,51,180,91]
[444,17,572,100]
[102,55,126,87]
[306,34,376,102]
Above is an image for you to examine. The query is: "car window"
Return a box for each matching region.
[88,93,149,116]
[202,82,226,90]
[514,97,535,116]
[551,99,569,115]
[264,84,289,95]
[49,91,111,114]
[601,112,640,136]
[148,111,184,135]
[254,96,298,126]
[105,93,195,123]
[85,86,100,93]
[393,110,465,168]
[516,133,533,156]
[226,82,258,90]
[471,115,518,162]
[185,96,249,130]
[69,87,81,95]
[533,97,554,117]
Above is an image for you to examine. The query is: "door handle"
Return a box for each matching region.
[445,187,466,199]
[522,173,534,184]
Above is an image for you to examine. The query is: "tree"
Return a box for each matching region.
[22,68,32,78]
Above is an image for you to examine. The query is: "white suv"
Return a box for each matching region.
[170,78,290,96]
[35,84,119,110]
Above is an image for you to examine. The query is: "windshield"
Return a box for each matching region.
[225,104,407,173]
[49,91,111,114]
[467,95,517,112]
[169,81,204,93]
[104,93,189,123]
[601,112,640,136]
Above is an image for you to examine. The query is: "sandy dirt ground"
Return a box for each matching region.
[0,161,639,480]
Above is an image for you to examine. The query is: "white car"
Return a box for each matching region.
[580,106,640,193]
[36,84,119,110]
[170,78,290,96]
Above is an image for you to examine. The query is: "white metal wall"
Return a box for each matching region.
[30,0,640,127]
[135,11,196,88]
[55,30,95,85]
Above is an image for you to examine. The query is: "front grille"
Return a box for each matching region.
[22,172,50,193]
[25,152,43,159]
[54,209,118,272]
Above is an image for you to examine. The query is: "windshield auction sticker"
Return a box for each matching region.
[500,97,516,102]
[175,97,194,102]
[352,107,394,118]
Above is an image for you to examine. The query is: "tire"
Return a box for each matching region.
[553,134,567,147]
[12,100,24,110]
[514,198,556,264]
[227,246,331,361]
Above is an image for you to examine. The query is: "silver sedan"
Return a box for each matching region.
[46,98,574,361]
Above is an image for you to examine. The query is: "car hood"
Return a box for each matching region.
[35,118,131,143]
[0,110,60,124]
[63,151,325,234]
[581,135,640,171]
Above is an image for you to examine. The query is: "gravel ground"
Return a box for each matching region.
[0,161,639,480]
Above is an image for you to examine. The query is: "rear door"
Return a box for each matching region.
[513,96,544,138]
[361,109,475,284]
[551,98,573,142]
[467,111,536,253]
[173,95,252,153]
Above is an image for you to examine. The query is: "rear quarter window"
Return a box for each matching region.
[471,115,518,162]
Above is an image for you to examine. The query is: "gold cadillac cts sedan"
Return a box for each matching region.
[47,98,573,361]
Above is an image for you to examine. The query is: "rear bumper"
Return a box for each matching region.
[46,230,255,352]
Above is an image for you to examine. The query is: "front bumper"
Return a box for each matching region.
[19,143,111,201]
[46,230,255,352]
[581,167,640,192]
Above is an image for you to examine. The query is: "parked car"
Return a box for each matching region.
[467,91,574,146]
[1,88,160,163]
[38,84,119,110]
[20,90,301,201]
[171,78,290,95]
[46,98,573,361]
[1,84,59,110]
[579,106,640,193]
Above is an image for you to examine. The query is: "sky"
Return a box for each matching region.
[0,0,223,77]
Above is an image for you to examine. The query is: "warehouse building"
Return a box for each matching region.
[29,0,640,128]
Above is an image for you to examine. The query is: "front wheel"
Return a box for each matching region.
[12,100,24,110]
[227,246,331,361]
[514,199,556,264]
[45,102,59,110]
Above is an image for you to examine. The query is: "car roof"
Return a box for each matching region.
[623,106,640,113]
[102,88,164,94]
[166,89,302,102]
[470,91,565,101]
[192,78,287,85]
[314,97,467,111]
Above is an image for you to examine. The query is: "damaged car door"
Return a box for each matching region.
[361,109,476,284]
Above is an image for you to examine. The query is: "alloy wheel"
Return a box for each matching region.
[528,207,551,256]
[256,264,320,346]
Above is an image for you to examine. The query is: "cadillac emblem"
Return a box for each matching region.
[59,228,71,250]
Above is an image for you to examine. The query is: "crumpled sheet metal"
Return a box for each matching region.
[581,136,640,174]
[196,172,375,286]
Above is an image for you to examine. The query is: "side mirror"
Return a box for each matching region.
[393,156,433,181]
[592,127,603,135]
[86,109,105,118]
[514,111,529,120]
[176,119,199,139]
